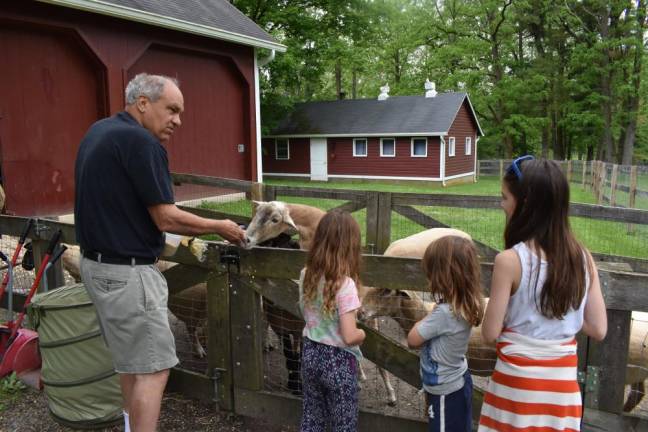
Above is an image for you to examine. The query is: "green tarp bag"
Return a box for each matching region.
[28,283,122,429]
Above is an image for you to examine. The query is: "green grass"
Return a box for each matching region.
[198,176,648,259]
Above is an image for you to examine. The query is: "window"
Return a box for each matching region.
[465,137,472,155]
[275,139,289,160]
[411,138,427,157]
[353,138,367,157]
[448,137,456,157]
[380,138,396,157]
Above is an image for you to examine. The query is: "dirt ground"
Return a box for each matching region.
[0,388,297,432]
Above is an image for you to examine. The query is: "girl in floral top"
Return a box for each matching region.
[299,210,366,432]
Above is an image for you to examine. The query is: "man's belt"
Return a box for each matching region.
[82,250,157,266]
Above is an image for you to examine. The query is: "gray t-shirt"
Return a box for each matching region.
[416,303,471,395]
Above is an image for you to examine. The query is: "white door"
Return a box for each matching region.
[310,138,328,181]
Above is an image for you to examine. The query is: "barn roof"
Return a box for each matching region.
[266,92,483,138]
[37,0,286,51]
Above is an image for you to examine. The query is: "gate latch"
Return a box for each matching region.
[219,245,240,274]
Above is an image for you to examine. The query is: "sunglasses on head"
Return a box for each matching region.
[506,155,535,180]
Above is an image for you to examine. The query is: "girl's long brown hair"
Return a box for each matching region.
[504,159,591,319]
[422,236,484,327]
[302,210,362,316]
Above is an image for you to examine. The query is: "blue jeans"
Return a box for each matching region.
[426,371,473,432]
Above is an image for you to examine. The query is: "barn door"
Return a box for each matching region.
[310,138,328,181]
[0,25,105,215]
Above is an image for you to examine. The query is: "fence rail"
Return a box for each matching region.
[2,172,648,431]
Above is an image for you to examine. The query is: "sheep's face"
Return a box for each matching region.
[358,287,399,321]
[244,201,298,249]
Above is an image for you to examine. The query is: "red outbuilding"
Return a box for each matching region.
[0,0,284,216]
[262,84,483,185]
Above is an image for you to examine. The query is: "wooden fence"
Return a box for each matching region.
[478,159,648,210]
[1,172,647,431]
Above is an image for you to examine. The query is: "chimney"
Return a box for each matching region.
[378,83,390,101]
[425,79,437,98]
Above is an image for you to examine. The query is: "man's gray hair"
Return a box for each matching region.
[125,73,179,105]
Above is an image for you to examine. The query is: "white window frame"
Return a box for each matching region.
[380,138,396,157]
[275,138,290,160]
[448,137,456,157]
[465,137,472,155]
[410,137,428,157]
[353,138,368,157]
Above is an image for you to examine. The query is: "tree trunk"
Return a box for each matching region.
[352,68,357,99]
[394,50,401,84]
[622,0,646,165]
[335,60,343,100]
[599,5,615,162]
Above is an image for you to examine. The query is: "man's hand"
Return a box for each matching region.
[216,219,245,246]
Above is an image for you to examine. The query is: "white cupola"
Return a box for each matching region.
[425,79,437,98]
[378,83,390,101]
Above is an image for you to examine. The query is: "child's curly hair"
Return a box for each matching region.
[302,211,362,317]
[422,236,485,327]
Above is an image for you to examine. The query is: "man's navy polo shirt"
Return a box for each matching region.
[74,111,174,259]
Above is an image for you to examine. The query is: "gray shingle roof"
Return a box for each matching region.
[39,0,284,50]
[268,93,482,137]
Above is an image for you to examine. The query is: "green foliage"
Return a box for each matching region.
[0,373,27,412]
[236,0,647,163]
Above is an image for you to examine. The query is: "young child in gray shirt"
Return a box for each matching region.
[407,235,485,432]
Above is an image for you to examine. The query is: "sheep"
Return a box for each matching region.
[244,201,325,251]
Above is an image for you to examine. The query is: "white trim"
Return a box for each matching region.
[275,138,290,160]
[380,138,396,157]
[444,171,475,180]
[440,136,446,186]
[36,0,287,52]
[353,138,368,157]
[263,172,310,177]
[440,394,445,432]
[411,137,428,157]
[474,136,479,182]
[263,172,474,181]
[448,137,456,157]
[254,50,262,182]
[265,132,445,138]
[464,94,485,136]
[329,174,442,181]
[465,136,472,155]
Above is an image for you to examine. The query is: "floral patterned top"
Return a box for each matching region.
[298,268,363,360]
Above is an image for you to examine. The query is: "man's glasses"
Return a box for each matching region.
[506,155,535,180]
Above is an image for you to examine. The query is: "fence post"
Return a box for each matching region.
[581,160,587,190]
[263,184,276,201]
[597,162,607,205]
[584,309,631,413]
[376,192,392,254]
[628,165,638,233]
[365,192,380,254]
[476,160,481,179]
[229,272,264,393]
[499,159,504,180]
[566,160,572,183]
[610,164,618,206]
[207,268,234,411]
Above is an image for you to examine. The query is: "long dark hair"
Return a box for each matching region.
[303,211,362,316]
[422,236,485,327]
[504,159,590,319]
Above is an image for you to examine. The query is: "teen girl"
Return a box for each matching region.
[299,210,366,432]
[479,156,607,431]
[407,234,485,432]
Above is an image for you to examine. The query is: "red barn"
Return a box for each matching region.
[262,88,483,185]
[0,0,284,216]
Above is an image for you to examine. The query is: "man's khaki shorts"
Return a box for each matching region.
[80,257,178,374]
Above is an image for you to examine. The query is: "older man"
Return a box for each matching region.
[74,73,245,432]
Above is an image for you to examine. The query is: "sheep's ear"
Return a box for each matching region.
[282,213,299,235]
[252,200,264,210]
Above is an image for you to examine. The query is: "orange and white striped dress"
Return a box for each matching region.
[478,330,582,432]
